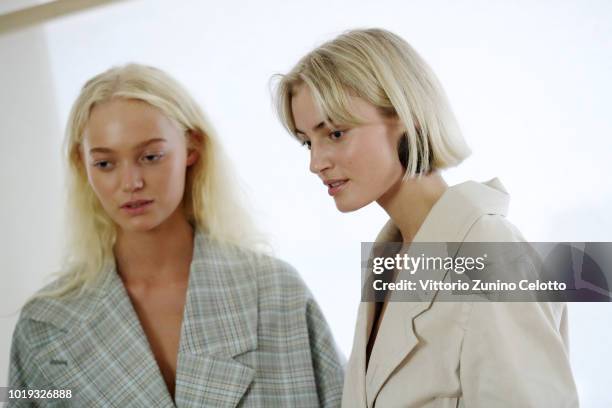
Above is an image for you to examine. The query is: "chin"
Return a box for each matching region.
[334,197,371,213]
[117,218,162,234]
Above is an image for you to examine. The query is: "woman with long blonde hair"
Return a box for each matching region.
[8,64,343,407]
[274,28,578,407]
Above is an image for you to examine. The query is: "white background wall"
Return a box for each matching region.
[1,0,611,406]
[0,13,64,397]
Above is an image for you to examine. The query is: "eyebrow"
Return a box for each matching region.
[89,138,167,154]
[294,121,327,135]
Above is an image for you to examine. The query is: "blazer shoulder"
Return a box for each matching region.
[204,239,312,305]
[464,213,526,243]
[250,253,312,304]
[10,288,84,359]
[18,277,98,331]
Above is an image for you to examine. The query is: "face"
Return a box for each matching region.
[291,84,405,212]
[81,99,198,233]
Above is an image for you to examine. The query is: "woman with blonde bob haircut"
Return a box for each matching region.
[274,29,578,407]
[9,64,344,407]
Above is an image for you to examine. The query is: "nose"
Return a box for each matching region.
[120,164,144,193]
[309,143,332,175]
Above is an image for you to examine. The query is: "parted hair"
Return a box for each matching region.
[274,28,471,176]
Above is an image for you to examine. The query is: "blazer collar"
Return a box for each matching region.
[42,231,257,407]
[173,233,258,407]
[375,177,509,243]
[350,178,510,408]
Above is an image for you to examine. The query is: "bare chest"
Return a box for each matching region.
[127,284,188,399]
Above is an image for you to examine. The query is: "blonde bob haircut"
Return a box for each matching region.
[45,63,261,298]
[275,28,471,176]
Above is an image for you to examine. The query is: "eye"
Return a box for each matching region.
[93,160,114,170]
[301,140,312,151]
[141,152,164,163]
[330,130,344,140]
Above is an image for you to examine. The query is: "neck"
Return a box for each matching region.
[377,171,448,243]
[114,210,194,286]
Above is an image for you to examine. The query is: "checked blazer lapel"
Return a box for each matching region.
[39,232,258,407]
[42,264,176,407]
[173,233,258,408]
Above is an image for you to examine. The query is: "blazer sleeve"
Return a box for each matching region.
[7,319,53,408]
[459,301,579,407]
[304,296,345,408]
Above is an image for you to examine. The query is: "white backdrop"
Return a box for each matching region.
[1,0,611,406]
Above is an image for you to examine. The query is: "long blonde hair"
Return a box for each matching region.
[274,28,471,176]
[45,63,262,298]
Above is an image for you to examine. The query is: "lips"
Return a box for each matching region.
[324,179,348,196]
[121,199,153,209]
[120,199,153,216]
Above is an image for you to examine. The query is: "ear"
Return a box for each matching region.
[187,149,199,166]
[186,129,202,167]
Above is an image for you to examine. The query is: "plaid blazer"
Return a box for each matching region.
[8,232,344,407]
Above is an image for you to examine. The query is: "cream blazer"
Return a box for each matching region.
[342,179,579,408]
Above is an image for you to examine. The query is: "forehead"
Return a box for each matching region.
[83,99,182,148]
[290,84,385,134]
[290,84,323,129]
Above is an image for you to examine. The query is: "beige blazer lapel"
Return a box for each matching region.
[343,301,375,407]
[351,178,510,407]
[364,246,451,408]
[174,233,257,408]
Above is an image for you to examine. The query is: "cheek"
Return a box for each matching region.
[371,130,401,171]
[155,158,188,196]
[339,138,369,170]
[345,133,397,175]
[351,133,402,188]
[86,170,115,201]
